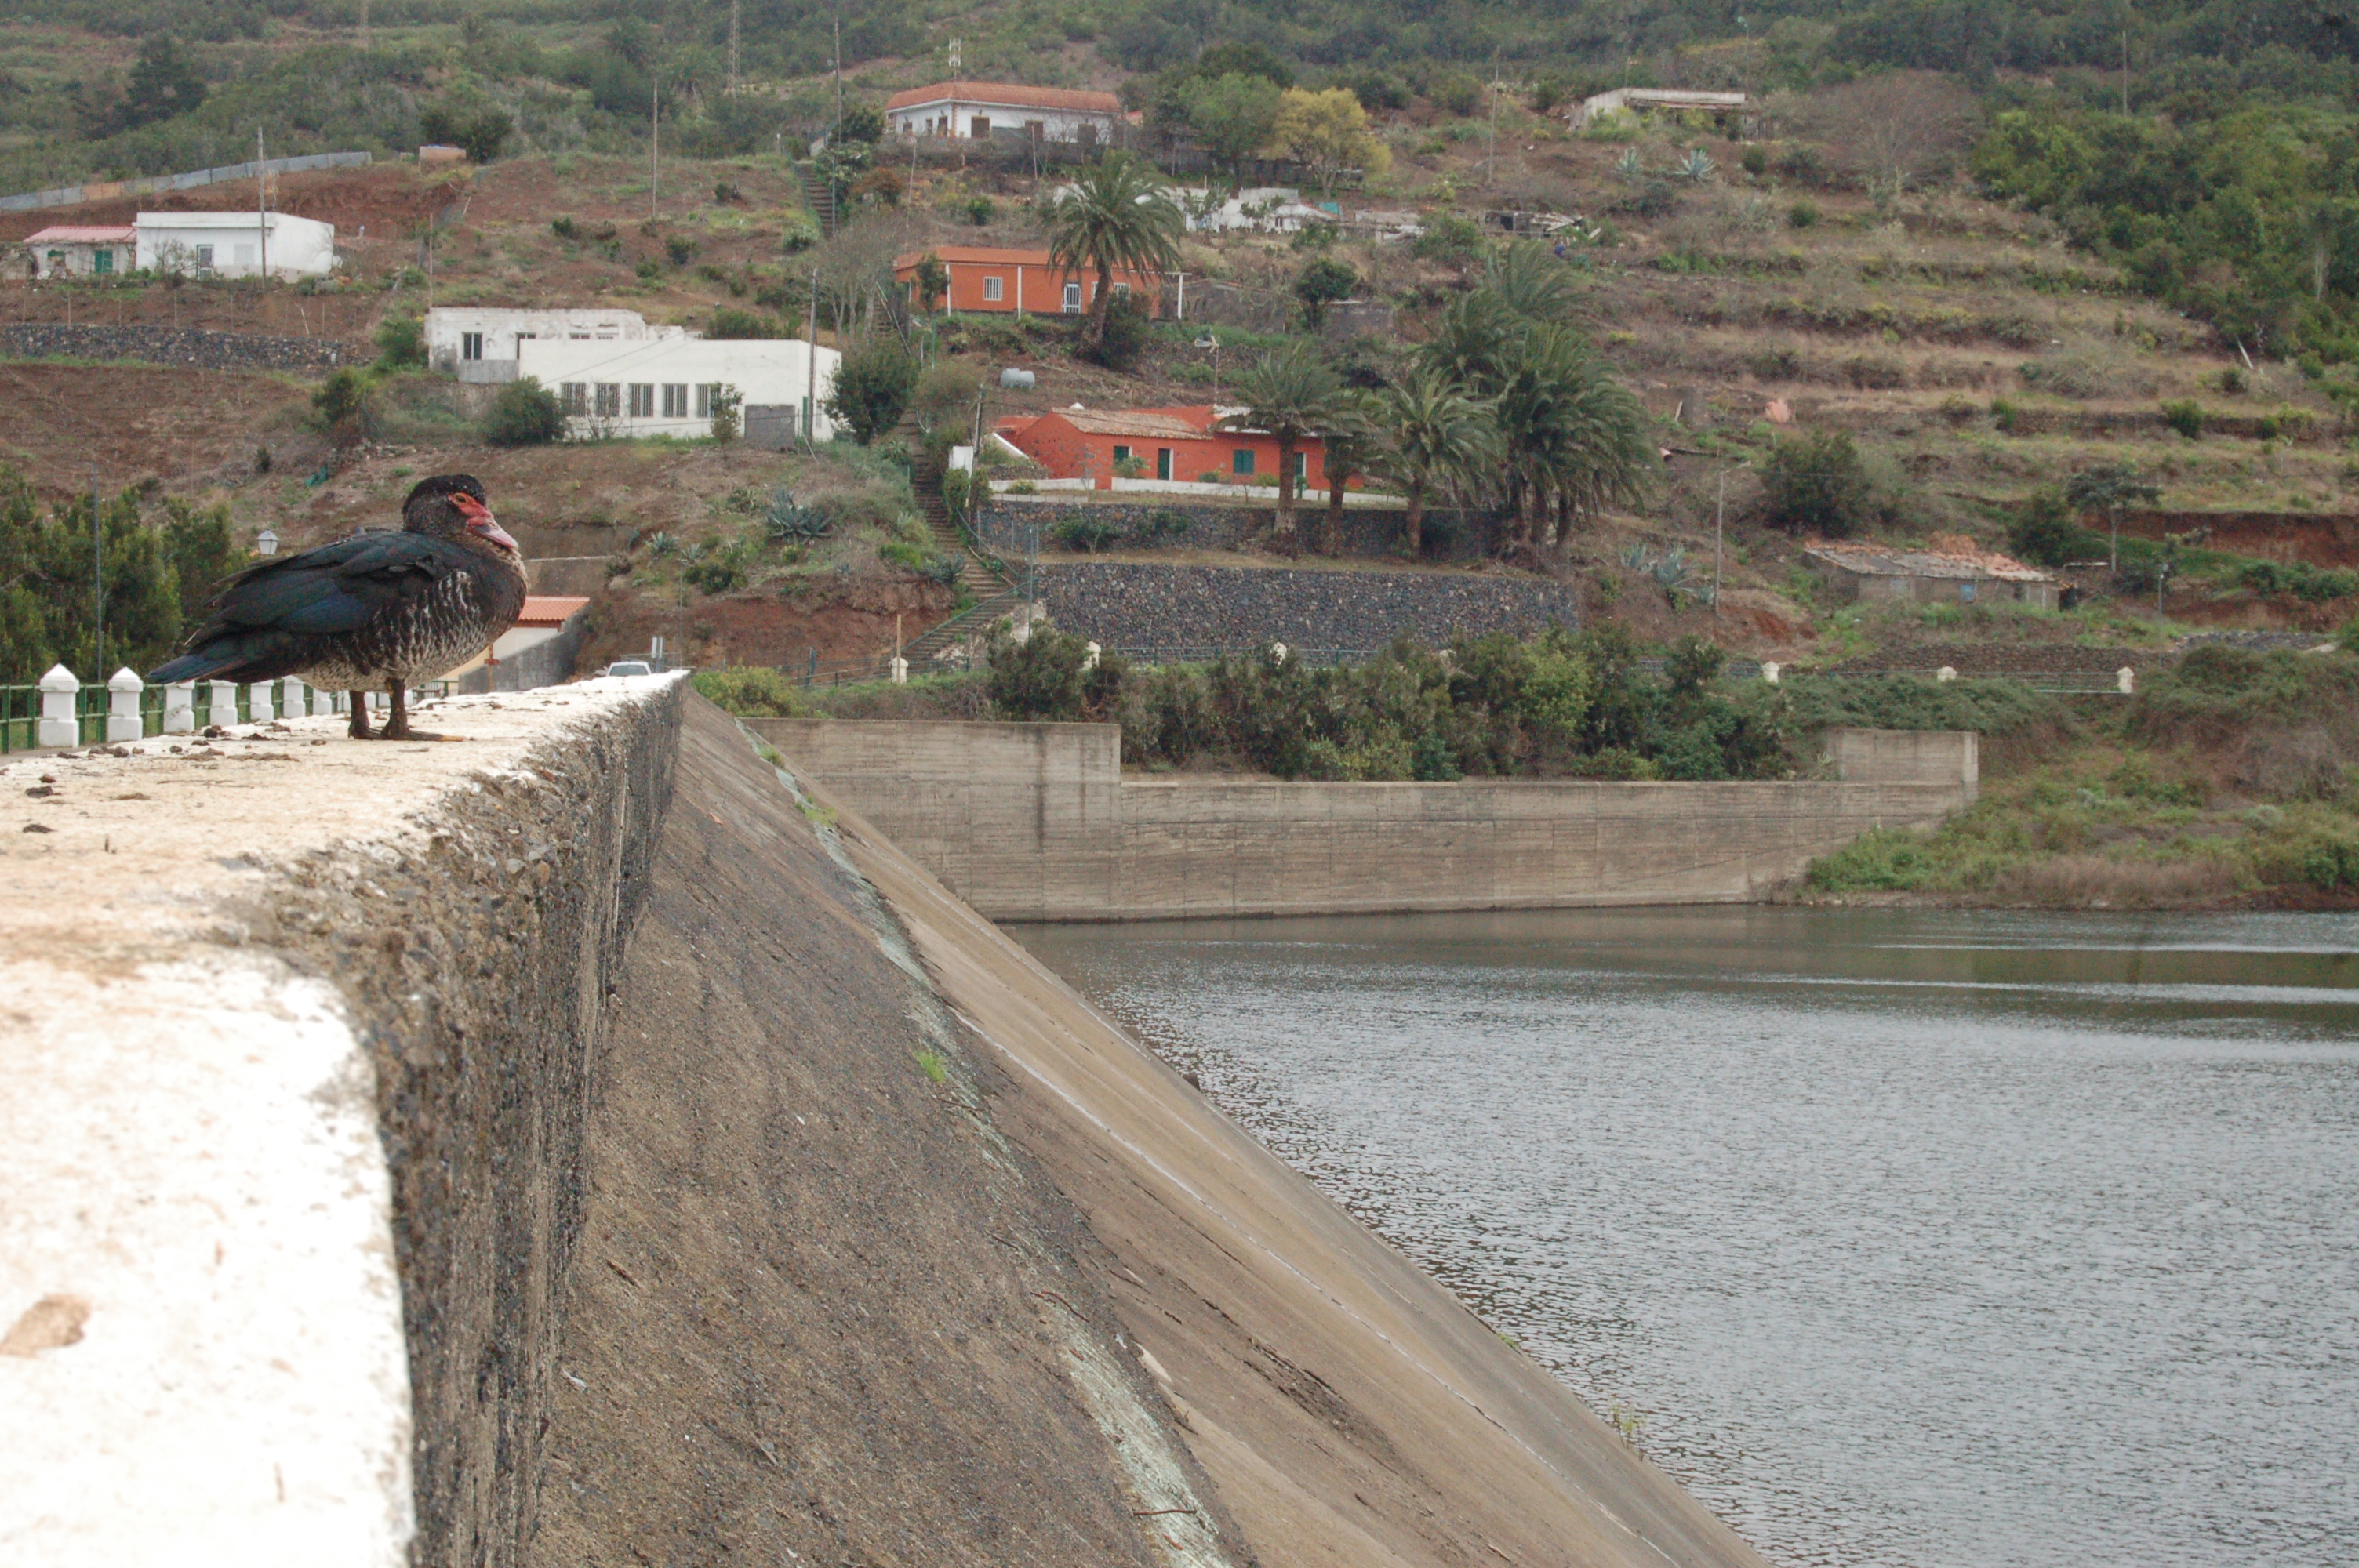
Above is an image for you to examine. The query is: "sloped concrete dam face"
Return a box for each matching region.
[2,685,1772,1568]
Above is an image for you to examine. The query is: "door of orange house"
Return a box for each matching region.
[1156,448,1172,480]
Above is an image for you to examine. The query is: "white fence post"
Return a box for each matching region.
[37,664,78,748]
[1936,666,1958,683]
[2117,666,2135,695]
[1761,660,1781,684]
[279,677,306,719]
[1081,641,1100,672]
[164,681,195,734]
[246,681,275,723]
[889,655,909,684]
[204,680,238,730]
[107,668,143,742]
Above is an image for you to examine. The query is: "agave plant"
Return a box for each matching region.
[646,529,681,559]
[763,486,832,541]
[1677,148,1717,185]
[1613,147,1644,183]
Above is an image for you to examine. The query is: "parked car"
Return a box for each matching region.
[603,660,654,678]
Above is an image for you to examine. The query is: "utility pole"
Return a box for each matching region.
[2121,31,2131,115]
[1488,49,1501,189]
[90,467,102,680]
[833,12,844,132]
[358,0,368,49]
[1714,472,1725,620]
[650,79,660,221]
[729,0,740,93]
[256,126,269,285]
[805,268,820,450]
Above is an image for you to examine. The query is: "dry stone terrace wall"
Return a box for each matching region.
[752,718,1977,920]
[1038,561,1583,652]
[976,498,1507,562]
[0,321,357,371]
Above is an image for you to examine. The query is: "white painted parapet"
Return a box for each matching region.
[36,664,76,747]
[0,674,687,1566]
[205,679,238,730]
[248,681,275,724]
[105,667,143,742]
[165,681,196,734]
[281,677,307,720]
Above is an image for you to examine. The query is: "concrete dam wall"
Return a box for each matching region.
[4,684,1783,1568]
[750,718,1978,920]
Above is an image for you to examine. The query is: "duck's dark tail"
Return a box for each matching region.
[146,630,307,687]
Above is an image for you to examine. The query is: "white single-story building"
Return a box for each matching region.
[1178,187,1334,234]
[423,307,685,383]
[884,80,1126,143]
[1568,88,1749,132]
[514,337,841,442]
[134,211,336,278]
[23,224,136,278]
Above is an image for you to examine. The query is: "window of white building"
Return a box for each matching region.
[662,383,689,417]
[627,383,655,418]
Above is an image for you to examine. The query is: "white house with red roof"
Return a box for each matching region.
[885,80,1127,143]
[22,224,135,278]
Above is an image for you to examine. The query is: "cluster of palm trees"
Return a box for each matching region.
[1043,153,1656,562]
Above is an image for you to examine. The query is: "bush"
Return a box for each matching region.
[1786,198,1819,230]
[374,313,426,368]
[780,212,821,253]
[1081,292,1152,372]
[481,376,565,446]
[664,234,698,267]
[311,368,372,434]
[1055,517,1122,552]
[1740,146,1768,177]
[989,623,1125,721]
[1760,430,1873,537]
[1412,214,1485,263]
[825,339,919,445]
[692,666,808,717]
[964,194,995,226]
[2161,398,2205,440]
[708,307,783,339]
[837,103,885,143]
[2008,488,2085,567]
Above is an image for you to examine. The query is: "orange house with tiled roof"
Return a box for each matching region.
[997,405,1356,490]
[893,245,1169,318]
[885,81,1127,142]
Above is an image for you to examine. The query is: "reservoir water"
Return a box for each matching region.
[1010,908,2359,1568]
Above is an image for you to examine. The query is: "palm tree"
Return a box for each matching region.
[1223,343,1349,553]
[1484,243,1584,326]
[1365,368,1498,557]
[1487,325,1654,559]
[1317,392,1380,556]
[1041,152,1183,353]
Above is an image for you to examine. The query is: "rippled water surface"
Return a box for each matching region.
[1010,908,2359,1568]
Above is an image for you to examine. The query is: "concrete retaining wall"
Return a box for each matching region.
[752,719,1975,919]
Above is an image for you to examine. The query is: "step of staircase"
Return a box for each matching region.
[792,166,838,238]
[904,587,1023,668]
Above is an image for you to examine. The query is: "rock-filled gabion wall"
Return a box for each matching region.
[0,322,355,372]
[975,499,1506,564]
[1039,562,1580,653]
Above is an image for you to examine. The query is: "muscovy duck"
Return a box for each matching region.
[148,474,527,740]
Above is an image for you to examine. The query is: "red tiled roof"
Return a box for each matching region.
[24,226,135,244]
[896,245,1054,269]
[517,595,591,626]
[885,80,1125,114]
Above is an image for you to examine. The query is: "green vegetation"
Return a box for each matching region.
[825,339,918,446]
[1041,152,1184,360]
[480,376,565,447]
[1808,648,2359,905]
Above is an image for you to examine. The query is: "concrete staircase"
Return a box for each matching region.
[793,165,839,238]
[903,433,1020,668]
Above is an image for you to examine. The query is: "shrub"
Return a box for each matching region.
[1428,69,1483,116]
[708,307,783,339]
[374,313,426,368]
[714,180,747,205]
[481,376,565,446]
[825,339,919,445]
[780,212,821,253]
[551,215,580,241]
[1740,146,1768,177]
[1760,430,1873,537]
[2218,367,2246,394]
[1294,256,1360,326]
[964,194,994,226]
[988,623,1125,721]
[311,368,372,434]
[1081,292,1153,372]
[1055,517,1122,552]
[664,234,698,267]
[460,111,511,163]
[1787,198,1819,230]
[2161,398,2204,440]
[1412,214,1485,263]
[2007,488,2085,567]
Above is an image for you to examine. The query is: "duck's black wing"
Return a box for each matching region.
[147,530,480,684]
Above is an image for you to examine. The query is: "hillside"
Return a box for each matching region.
[2,8,2357,684]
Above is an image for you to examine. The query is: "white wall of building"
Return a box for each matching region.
[423,307,679,371]
[514,338,842,442]
[135,212,336,278]
[891,97,1118,141]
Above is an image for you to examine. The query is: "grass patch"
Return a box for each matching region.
[914,1049,948,1083]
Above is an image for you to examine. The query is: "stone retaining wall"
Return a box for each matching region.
[977,498,1505,563]
[1038,561,1581,651]
[0,321,357,371]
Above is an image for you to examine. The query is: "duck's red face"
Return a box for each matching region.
[453,492,518,553]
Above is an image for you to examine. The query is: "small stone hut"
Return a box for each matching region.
[1805,541,2061,610]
